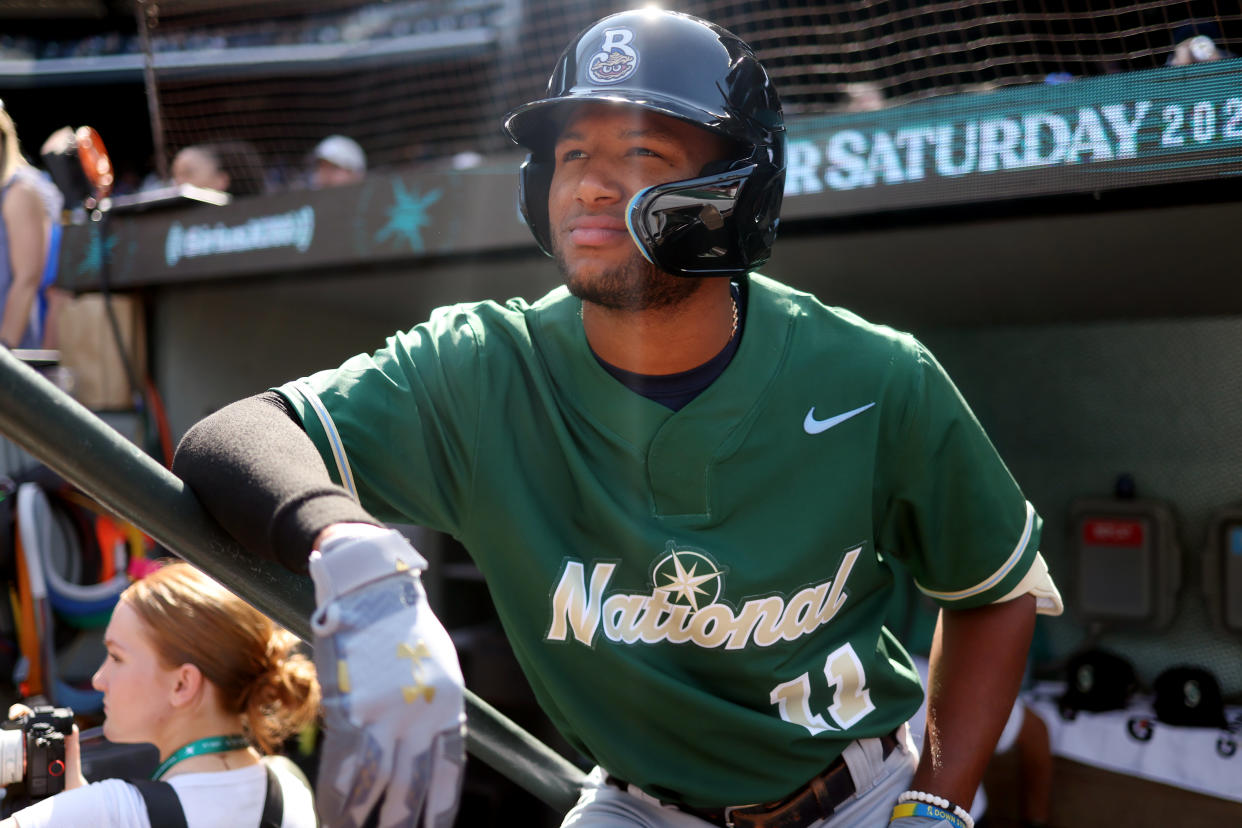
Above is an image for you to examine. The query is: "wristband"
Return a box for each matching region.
[896,790,974,828]
[891,802,969,828]
[308,528,427,606]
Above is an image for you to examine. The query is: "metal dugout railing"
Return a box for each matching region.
[0,346,586,814]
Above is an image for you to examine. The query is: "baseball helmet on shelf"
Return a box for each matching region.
[503,9,785,279]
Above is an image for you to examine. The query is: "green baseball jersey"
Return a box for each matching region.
[277,273,1041,808]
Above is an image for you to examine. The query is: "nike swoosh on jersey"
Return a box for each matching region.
[803,402,876,435]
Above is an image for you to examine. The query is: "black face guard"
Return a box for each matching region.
[519,149,784,279]
[627,147,784,278]
[627,164,757,277]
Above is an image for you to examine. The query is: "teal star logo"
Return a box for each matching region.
[374,181,442,253]
[78,226,118,277]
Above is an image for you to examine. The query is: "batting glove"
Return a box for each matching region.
[889,818,960,827]
[309,527,466,828]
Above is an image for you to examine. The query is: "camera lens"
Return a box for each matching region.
[0,730,24,787]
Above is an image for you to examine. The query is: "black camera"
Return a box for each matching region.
[0,705,74,801]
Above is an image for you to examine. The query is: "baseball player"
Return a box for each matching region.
[173,9,1063,828]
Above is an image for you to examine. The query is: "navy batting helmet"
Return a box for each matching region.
[503,9,785,279]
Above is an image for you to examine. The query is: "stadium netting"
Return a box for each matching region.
[89,0,1239,190]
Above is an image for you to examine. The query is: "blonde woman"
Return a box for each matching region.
[2,561,320,827]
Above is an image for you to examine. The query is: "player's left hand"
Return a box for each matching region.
[309,526,466,828]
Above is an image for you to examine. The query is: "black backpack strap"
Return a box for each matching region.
[260,761,285,828]
[128,779,189,828]
[129,765,283,828]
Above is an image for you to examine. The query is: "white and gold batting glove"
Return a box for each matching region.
[309,527,466,828]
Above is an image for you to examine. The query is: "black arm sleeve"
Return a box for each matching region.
[172,391,381,574]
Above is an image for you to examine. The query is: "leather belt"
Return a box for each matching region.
[607,729,900,828]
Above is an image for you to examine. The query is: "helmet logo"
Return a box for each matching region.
[588,28,638,84]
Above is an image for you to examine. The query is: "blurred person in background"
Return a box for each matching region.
[309,135,366,188]
[0,106,52,351]
[171,140,267,197]
[21,131,64,350]
[0,561,320,828]
[1168,20,1234,66]
[841,81,885,112]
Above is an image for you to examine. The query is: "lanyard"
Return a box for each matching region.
[151,734,250,780]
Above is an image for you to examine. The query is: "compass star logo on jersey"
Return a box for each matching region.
[651,543,725,614]
[587,27,639,84]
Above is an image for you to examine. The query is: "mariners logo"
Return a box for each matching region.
[588,27,638,84]
[651,543,725,614]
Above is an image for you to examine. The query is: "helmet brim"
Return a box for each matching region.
[503,90,733,154]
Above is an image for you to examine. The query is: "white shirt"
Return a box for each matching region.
[10,760,317,828]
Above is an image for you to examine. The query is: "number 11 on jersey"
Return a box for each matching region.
[770,643,876,735]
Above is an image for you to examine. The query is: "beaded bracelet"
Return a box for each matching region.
[896,790,974,828]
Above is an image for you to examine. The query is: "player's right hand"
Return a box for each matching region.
[308,526,466,828]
